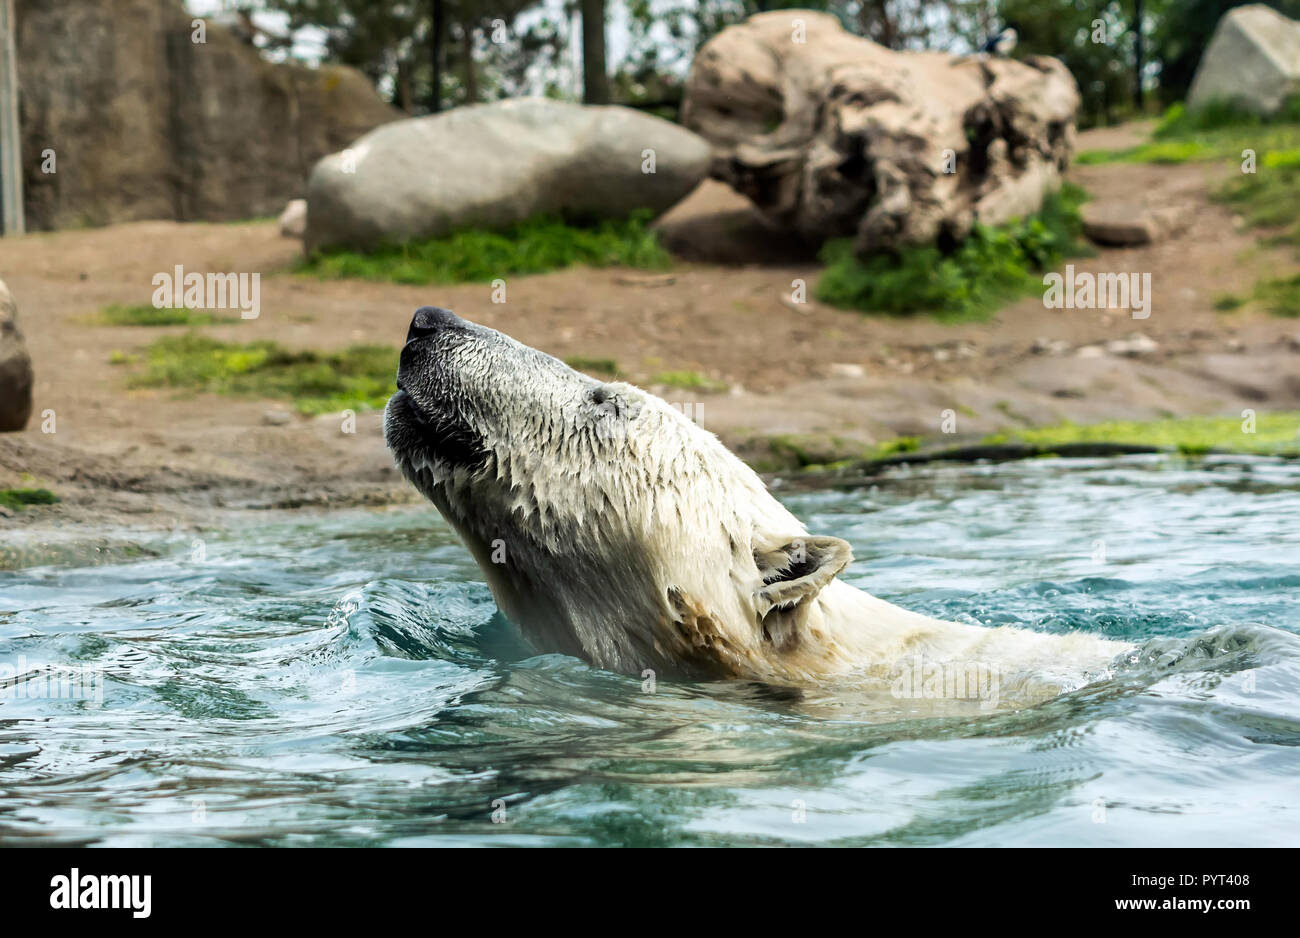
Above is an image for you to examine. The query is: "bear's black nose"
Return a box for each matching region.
[407,306,463,343]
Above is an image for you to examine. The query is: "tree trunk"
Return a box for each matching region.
[581,0,609,105]
[462,25,478,104]
[859,0,896,48]
[1133,0,1145,109]
[428,0,445,113]
[396,58,414,113]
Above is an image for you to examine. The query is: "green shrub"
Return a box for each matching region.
[815,183,1090,322]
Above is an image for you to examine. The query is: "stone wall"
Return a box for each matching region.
[14,0,399,229]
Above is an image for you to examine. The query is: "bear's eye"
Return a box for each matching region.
[584,384,641,424]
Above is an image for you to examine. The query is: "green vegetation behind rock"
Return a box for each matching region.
[814,183,1091,322]
[297,211,670,284]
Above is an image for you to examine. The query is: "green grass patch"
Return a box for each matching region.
[98,304,238,327]
[564,356,623,378]
[1079,97,1300,167]
[997,414,1300,457]
[125,334,398,414]
[1209,273,1300,317]
[1075,98,1300,258]
[1076,140,1211,165]
[1154,98,1300,137]
[1253,273,1300,317]
[870,436,921,458]
[0,488,59,510]
[298,211,671,284]
[1217,161,1300,245]
[647,370,728,392]
[815,183,1091,322]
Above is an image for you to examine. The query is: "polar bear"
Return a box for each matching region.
[385,307,1129,696]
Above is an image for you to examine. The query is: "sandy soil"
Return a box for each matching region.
[2,122,1299,538]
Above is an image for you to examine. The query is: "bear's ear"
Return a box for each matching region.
[752,535,853,621]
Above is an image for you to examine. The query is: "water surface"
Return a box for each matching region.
[2,455,1297,846]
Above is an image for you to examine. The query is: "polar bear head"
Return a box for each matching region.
[385,307,856,681]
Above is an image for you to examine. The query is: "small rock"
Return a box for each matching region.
[1052,387,1086,398]
[828,362,866,378]
[615,274,676,288]
[0,277,34,432]
[1284,334,1300,352]
[1032,337,1070,356]
[278,198,307,238]
[262,409,293,426]
[1081,201,1160,246]
[779,293,810,314]
[1074,345,1107,359]
[1226,337,1245,352]
[1105,332,1159,357]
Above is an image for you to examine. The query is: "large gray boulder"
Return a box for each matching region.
[304,98,713,253]
[681,11,1079,256]
[0,279,34,432]
[1188,5,1300,116]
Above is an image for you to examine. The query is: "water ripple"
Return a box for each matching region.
[0,458,1298,845]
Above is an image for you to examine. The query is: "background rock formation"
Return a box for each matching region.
[1188,4,1300,116]
[0,278,33,432]
[682,11,1079,256]
[305,98,712,253]
[14,0,399,230]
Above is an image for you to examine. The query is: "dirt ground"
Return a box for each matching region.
[2,121,1300,537]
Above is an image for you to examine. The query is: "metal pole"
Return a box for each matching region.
[0,0,23,235]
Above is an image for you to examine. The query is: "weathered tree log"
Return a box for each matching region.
[682,11,1079,256]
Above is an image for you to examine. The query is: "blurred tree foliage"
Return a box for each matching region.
[1000,0,1141,126]
[264,0,549,111]
[254,1,1300,127]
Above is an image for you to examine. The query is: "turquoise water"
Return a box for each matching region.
[1,455,1298,846]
